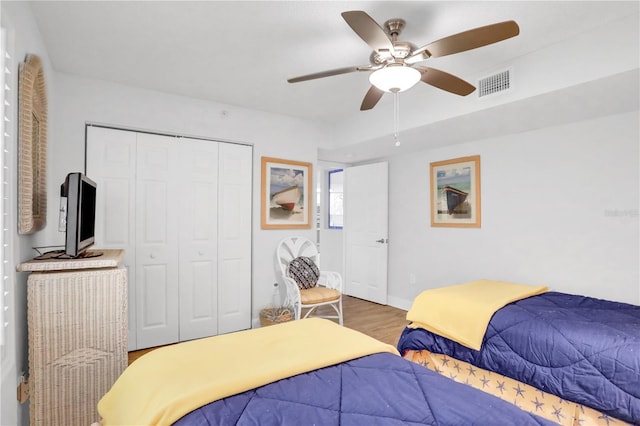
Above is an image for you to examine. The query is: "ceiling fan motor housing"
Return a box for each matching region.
[371,19,415,63]
[371,41,416,65]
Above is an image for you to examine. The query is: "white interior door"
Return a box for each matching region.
[86,126,138,350]
[178,138,219,341]
[344,162,388,304]
[135,133,180,349]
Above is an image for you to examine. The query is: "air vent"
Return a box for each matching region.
[478,69,511,98]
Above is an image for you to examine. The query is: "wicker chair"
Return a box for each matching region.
[276,236,343,325]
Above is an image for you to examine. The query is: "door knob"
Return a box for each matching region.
[376,238,387,243]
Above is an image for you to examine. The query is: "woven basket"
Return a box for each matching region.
[260,307,293,327]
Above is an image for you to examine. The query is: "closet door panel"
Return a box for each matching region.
[217,143,252,334]
[178,139,219,341]
[86,126,138,350]
[101,180,132,244]
[140,264,171,326]
[135,133,180,349]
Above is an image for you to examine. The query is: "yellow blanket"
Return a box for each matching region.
[406,279,548,351]
[98,318,399,425]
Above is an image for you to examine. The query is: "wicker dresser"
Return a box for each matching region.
[18,249,127,426]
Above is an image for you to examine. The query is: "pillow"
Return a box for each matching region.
[287,256,320,290]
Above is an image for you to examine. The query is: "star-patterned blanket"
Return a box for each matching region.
[403,349,631,426]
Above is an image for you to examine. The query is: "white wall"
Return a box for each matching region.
[387,111,639,309]
[48,73,330,330]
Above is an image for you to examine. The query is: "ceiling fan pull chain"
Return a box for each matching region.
[393,91,400,147]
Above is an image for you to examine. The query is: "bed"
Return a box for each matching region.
[97,318,555,425]
[397,280,640,426]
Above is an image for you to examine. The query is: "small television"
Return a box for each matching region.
[60,172,99,258]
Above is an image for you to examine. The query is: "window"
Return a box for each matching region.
[328,169,343,229]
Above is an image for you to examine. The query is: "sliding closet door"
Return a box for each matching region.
[177,138,220,341]
[135,133,180,349]
[217,143,252,334]
[88,127,252,349]
[86,126,138,350]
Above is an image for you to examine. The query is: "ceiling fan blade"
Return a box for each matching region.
[419,67,476,96]
[287,65,373,83]
[342,11,394,53]
[361,86,385,110]
[409,20,519,60]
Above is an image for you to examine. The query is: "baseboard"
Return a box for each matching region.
[387,295,413,311]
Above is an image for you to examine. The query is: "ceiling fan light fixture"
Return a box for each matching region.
[369,64,421,93]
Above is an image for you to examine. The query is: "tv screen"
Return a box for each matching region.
[78,179,96,243]
[62,172,98,258]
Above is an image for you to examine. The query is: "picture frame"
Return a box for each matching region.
[261,156,312,229]
[430,155,481,228]
[18,54,48,234]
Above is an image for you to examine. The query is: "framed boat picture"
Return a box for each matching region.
[261,156,312,229]
[430,155,481,228]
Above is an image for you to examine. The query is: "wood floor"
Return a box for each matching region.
[318,295,409,347]
[128,295,409,365]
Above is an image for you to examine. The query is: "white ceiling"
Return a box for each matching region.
[27,1,640,160]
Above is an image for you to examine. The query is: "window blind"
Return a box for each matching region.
[0,27,13,347]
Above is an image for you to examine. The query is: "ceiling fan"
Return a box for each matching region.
[287,11,520,110]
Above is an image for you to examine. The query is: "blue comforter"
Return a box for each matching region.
[174,352,553,425]
[397,292,640,423]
